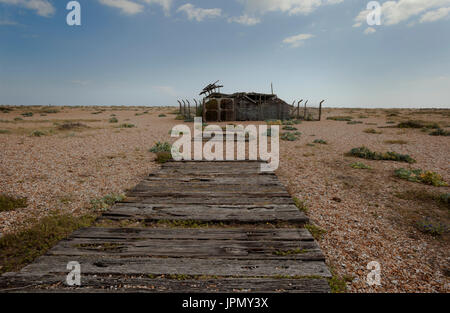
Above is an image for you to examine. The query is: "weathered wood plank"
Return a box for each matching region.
[69,227,315,241]
[17,256,332,278]
[0,276,330,293]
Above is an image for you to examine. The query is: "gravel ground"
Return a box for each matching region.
[0,106,449,292]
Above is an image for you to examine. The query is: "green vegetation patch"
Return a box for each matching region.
[90,193,126,212]
[350,162,372,170]
[363,128,382,134]
[397,120,439,129]
[155,151,172,163]
[347,146,415,163]
[429,128,450,136]
[149,141,172,153]
[0,213,97,274]
[415,218,447,237]
[394,168,448,187]
[118,123,136,128]
[293,197,308,213]
[347,121,363,125]
[109,117,118,123]
[281,132,301,141]
[0,194,28,212]
[30,130,46,137]
[305,224,326,240]
[313,139,327,144]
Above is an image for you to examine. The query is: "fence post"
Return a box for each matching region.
[304,100,308,120]
[319,100,325,121]
[177,100,182,115]
[187,100,191,119]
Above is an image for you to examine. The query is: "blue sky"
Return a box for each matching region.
[1,0,449,108]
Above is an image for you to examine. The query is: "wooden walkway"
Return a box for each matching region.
[0,161,331,292]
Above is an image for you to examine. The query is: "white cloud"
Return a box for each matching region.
[282,33,314,47]
[141,0,173,15]
[364,27,376,35]
[228,14,261,25]
[177,3,221,22]
[99,0,144,15]
[420,7,450,23]
[237,0,343,16]
[354,0,450,27]
[0,0,55,17]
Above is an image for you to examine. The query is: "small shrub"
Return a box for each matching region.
[394,168,448,187]
[347,121,363,125]
[109,117,118,123]
[57,122,87,130]
[21,112,33,117]
[282,125,297,131]
[0,129,10,134]
[281,132,300,141]
[350,162,371,169]
[30,130,45,137]
[384,140,408,145]
[347,146,415,163]
[327,116,352,121]
[175,115,185,120]
[14,117,23,121]
[313,139,327,144]
[155,151,172,163]
[0,194,27,212]
[397,120,439,129]
[416,218,447,236]
[119,123,135,128]
[429,128,450,136]
[364,128,382,134]
[149,141,171,153]
[158,114,167,117]
[282,120,294,125]
[90,193,125,211]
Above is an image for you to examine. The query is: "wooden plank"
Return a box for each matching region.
[17,256,332,278]
[102,206,307,224]
[69,227,314,241]
[48,239,324,260]
[121,196,295,205]
[0,276,330,293]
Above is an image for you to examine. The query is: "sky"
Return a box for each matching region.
[0,0,449,108]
